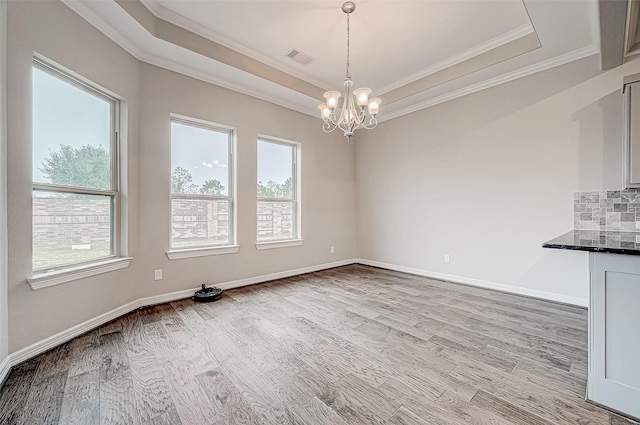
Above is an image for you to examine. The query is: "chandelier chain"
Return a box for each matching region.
[346,12,351,80]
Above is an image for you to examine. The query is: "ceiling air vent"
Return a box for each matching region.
[286,49,316,66]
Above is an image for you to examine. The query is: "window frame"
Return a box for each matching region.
[31,58,121,274]
[256,135,302,247]
[167,114,237,257]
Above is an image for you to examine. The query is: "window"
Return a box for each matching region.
[32,59,120,272]
[170,116,234,251]
[257,137,300,244]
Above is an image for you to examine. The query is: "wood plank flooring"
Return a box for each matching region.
[0,264,637,425]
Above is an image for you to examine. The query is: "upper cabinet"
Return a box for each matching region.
[623,73,640,188]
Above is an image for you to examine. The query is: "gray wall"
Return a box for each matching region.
[6,1,356,353]
[356,54,640,304]
[136,62,356,300]
[7,0,142,352]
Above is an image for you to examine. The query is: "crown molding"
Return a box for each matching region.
[138,0,161,16]
[587,0,602,58]
[378,44,600,123]
[61,0,319,118]
[377,23,536,95]
[137,51,318,117]
[61,0,600,125]
[139,0,333,90]
[60,0,143,59]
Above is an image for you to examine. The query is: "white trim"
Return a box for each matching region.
[8,288,198,365]
[62,0,601,124]
[139,0,332,91]
[255,239,303,250]
[167,245,239,260]
[59,0,143,59]
[0,356,10,386]
[9,258,354,365]
[354,258,589,308]
[169,115,237,257]
[139,0,161,16]
[587,0,601,58]
[0,0,8,380]
[9,256,589,366]
[377,23,536,95]
[134,1,536,97]
[27,257,133,290]
[138,51,318,118]
[378,44,600,123]
[216,258,350,288]
[60,0,320,119]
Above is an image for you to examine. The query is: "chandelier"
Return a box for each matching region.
[318,2,381,141]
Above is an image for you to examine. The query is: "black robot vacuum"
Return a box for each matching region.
[192,284,223,302]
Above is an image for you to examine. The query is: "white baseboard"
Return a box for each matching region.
[354,258,589,308]
[0,356,10,386]
[8,256,587,368]
[213,258,354,291]
[9,258,356,366]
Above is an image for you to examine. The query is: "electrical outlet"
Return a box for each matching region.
[444,254,450,263]
[154,269,162,280]
[331,246,335,254]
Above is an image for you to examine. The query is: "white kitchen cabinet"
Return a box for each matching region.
[588,252,640,420]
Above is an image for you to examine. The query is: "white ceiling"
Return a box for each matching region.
[62,0,600,121]
[144,0,532,91]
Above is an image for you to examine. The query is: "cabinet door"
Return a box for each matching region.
[589,252,640,420]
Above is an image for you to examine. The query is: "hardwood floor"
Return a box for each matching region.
[0,264,637,425]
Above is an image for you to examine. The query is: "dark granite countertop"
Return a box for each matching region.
[543,230,640,255]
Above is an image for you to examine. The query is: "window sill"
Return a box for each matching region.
[255,239,304,250]
[166,245,240,260]
[28,257,132,290]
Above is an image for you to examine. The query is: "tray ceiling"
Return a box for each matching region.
[62,0,600,121]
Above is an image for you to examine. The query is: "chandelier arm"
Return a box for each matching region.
[322,114,349,133]
[327,102,347,128]
[359,118,378,130]
[351,108,367,130]
[337,118,350,135]
[322,122,340,134]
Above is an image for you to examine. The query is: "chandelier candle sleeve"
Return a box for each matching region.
[318,103,331,119]
[318,2,381,141]
[368,98,381,115]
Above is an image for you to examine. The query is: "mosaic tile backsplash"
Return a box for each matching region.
[574,189,640,231]
[567,229,640,249]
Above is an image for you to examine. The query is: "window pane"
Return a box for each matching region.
[257,140,292,199]
[33,191,114,270]
[171,121,229,196]
[171,198,230,248]
[33,67,112,190]
[257,201,293,241]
